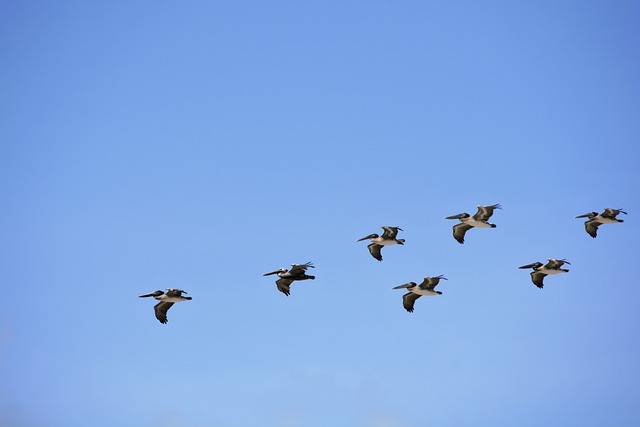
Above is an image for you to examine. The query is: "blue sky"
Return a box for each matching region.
[1,1,639,426]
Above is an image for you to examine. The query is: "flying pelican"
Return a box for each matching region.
[445,204,501,244]
[262,262,315,296]
[518,259,570,289]
[138,288,192,324]
[392,275,447,312]
[356,226,405,261]
[575,208,627,238]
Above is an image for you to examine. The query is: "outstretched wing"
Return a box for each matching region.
[288,262,314,276]
[530,272,546,289]
[546,259,569,269]
[585,220,600,238]
[420,276,445,289]
[381,226,402,240]
[165,288,186,297]
[154,301,174,324]
[452,223,473,244]
[402,293,421,313]
[473,204,501,221]
[602,208,626,219]
[276,278,293,296]
[367,243,383,261]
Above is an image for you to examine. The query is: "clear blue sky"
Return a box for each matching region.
[2,1,639,426]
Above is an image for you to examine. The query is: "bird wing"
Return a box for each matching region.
[288,262,314,276]
[530,272,546,289]
[276,278,293,296]
[452,223,473,244]
[165,289,186,297]
[381,226,401,240]
[585,220,600,238]
[473,204,501,221]
[367,243,383,261]
[402,293,421,313]
[419,277,441,290]
[546,259,568,269]
[602,208,625,219]
[154,301,174,324]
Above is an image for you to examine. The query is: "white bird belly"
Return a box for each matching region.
[413,289,439,296]
[373,238,397,246]
[159,296,187,302]
[468,220,492,228]
[541,269,567,275]
[598,218,619,224]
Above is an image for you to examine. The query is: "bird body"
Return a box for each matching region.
[357,226,405,261]
[576,208,626,238]
[138,288,192,324]
[445,204,501,244]
[519,259,570,289]
[263,262,315,296]
[392,275,447,312]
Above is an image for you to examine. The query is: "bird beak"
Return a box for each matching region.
[262,270,279,276]
[575,213,591,218]
[393,283,412,289]
[445,213,464,220]
[356,234,374,242]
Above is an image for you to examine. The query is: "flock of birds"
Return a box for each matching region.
[139,206,627,323]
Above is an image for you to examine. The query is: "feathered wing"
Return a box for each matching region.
[419,276,443,290]
[473,204,501,221]
[154,301,174,324]
[288,262,314,276]
[402,293,421,313]
[452,223,473,244]
[530,272,546,289]
[165,288,186,297]
[585,220,600,238]
[545,259,569,269]
[276,278,293,296]
[603,208,626,219]
[380,226,401,240]
[367,243,383,261]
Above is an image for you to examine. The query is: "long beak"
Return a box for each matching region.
[518,263,536,269]
[393,283,412,289]
[575,212,595,219]
[138,291,162,298]
[356,234,375,242]
[262,270,280,276]
[445,213,465,220]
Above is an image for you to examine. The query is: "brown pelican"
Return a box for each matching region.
[262,262,315,296]
[518,259,570,289]
[356,226,405,261]
[392,275,447,312]
[445,204,501,244]
[138,288,192,324]
[575,208,627,238]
